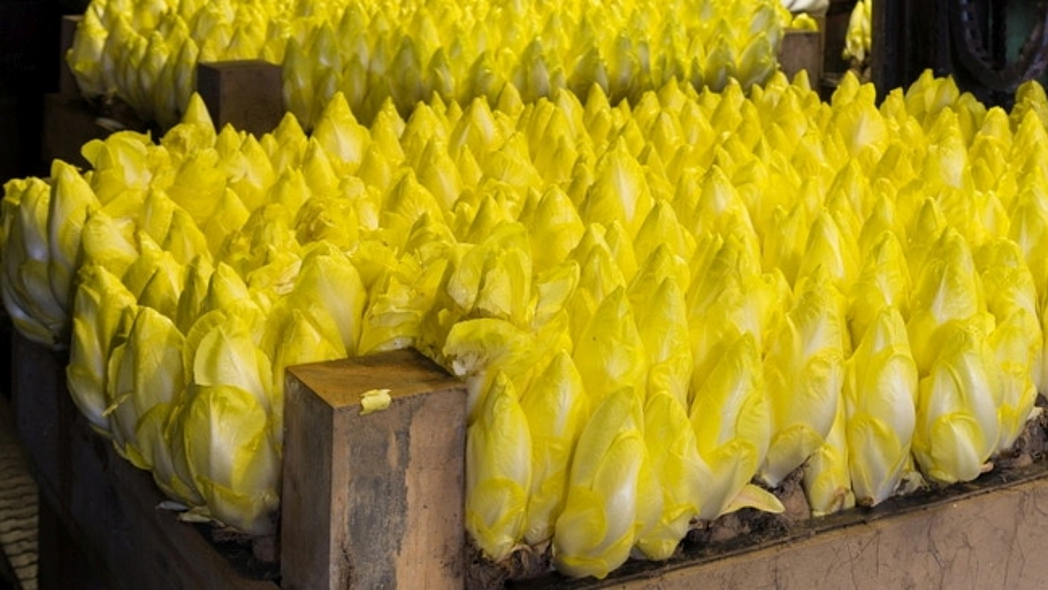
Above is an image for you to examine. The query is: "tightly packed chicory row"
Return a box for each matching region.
[4,70,1048,578]
[66,0,810,128]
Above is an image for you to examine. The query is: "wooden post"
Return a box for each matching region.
[779,29,824,84]
[282,350,467,590]
[196,61,285,135]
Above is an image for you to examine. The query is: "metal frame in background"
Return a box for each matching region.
[872,0,1048,106]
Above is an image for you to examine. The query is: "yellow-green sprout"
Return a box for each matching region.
[760,269,848,487]
[688,234,783,394]
[842,0,872,63]
[553,387,652,579]
[292,193,361,252]
[442,317,545,422]
[162,207,212,266]
[519,351,590,545]
[187,309,274,417]
[66,8,107,97]
[80,208,139,277]
[635,389,709,560]
[526,186,586,272]
[106,306,186,471]
[175,254,215,334]
[761,203,811,287]
[265,305,346,444]
[690,333,782,520]
[0,178,68,347]
[988,311,1040,453]
[913,323,1002,484]
[632,200,696,279]
[847,230,911,344]
[49,160,101,314]
[176,383,280,535]
[287,243,367,356]
[975,238,1042,450]
[578,138,654,238]
[198,262,260,318]
[907,227,992,375]
[79,130,158,205]
[358,248,448,356]
[566,226,627,343]
[122,234,186,321]
[628,244,690,315]
[312,92,371,173]
[635,277,692,408]
[844,306,917,507]
[166,148,229,225]
[572,287,649,408]
[67,263,138,434]
[796,209,860,291]
[532,261,581,334]
[802,392,855,517]
[447,222,533,328]
[466,372,531,561]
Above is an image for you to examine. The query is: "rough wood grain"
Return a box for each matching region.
[780,28,824,84]
[513,461,1048,590]
[282,350,467,590]
[610,479,1048,590]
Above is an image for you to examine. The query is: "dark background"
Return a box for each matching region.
[0,0,88,184]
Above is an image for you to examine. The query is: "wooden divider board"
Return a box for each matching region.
[520,467,1048,590]
[282,350,467,590]
[779,28,825,84]
[196,61,285,136]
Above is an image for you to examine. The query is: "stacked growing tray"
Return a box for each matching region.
[16,4,1048,590]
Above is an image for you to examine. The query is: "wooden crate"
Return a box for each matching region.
[11,330,1048,588]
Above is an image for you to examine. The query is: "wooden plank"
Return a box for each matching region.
[37,496,107,590]
[196,61,284,136]
[612,476,1048,589]
[282,350,467,590]
[10,333,279,590]
[779,29,824,84]
[511,460,1048,589]
[10,336,72,495]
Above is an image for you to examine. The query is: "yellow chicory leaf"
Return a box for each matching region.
[913,323,1002,484]
[519,351,589,545]
[553,387,649,579]
[465,372,531,561]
